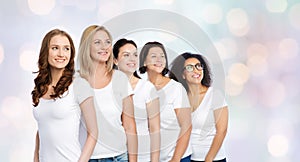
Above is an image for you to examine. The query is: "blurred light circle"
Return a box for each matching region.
[19,50,38,72]
[288,3,300,30]
[202,3,223,24]
[214,38,237,60]
[268,134,289,157]
[246,43,269,76]
[28,0,55,15]
[97,1,123,21]
[228,63,250,85]
[226,8,250,36]
[225,76,244,96]
[265,0,288,13]
[0,44,4,64]
[261,80,286,108]
[75,0,96,11]
[1,96,24,119]
[279,38,299,59]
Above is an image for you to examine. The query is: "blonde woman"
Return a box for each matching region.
[77,25,137,162]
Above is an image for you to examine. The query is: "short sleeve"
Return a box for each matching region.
[173,82,190,109]
[112,70,133,99]
[73,75,93,104]
[145,81,158,103]
[211,88,228,110]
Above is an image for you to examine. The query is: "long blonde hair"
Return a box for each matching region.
[77,25,114,79]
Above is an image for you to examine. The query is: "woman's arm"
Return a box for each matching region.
[78,97,98,162]
[122,95,137,162]
[169,108,192,162]
[146,98,160,162]
[205,106,228,162]
[34,131,39,162]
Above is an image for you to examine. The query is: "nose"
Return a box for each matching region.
[100,42,111,49]
[57,48,64,56]
[129,55,136,61]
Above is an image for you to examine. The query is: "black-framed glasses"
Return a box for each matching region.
[184,63,203,72]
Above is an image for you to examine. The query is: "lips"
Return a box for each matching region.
[192,73,201,78]
[127,63,136,68]
[55,58,66,63]
[98,52,108,55]
[153,63,164,67]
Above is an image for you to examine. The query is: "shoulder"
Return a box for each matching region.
[73,73,90,86]
[169,79,185,90]
[112,70,129,81]
[113,70,127,78]
[209,87,228,108]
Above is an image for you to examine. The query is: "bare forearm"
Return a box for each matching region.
[150,130,160,162]
[126,131,137,162]
[78,134,97,162]
[205,132,226,162]
[170,127,192,161]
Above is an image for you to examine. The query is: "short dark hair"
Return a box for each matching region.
[139,41,169,76]
[113,38,137,59]
[169,52,212,92]
[112,38,140,78]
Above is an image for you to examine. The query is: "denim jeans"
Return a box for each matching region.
[191,158,227,162]
[181,155,191,162]
[89,152,128,162]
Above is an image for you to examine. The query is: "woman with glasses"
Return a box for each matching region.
[169,53,228,162]
[139,42,192,162]
[77,25,137,162]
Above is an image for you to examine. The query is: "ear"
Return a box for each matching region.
[113,58,118,65]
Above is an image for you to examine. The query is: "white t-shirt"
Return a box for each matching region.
[191,87,227,161]
[157,79,192,162]
[80,70,133,159]
[33,75,93,162]
[133,79,158,162]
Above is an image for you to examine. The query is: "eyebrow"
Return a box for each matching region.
[49,44,70,47]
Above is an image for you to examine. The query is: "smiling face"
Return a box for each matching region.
[183,57,204,85]
[116,43,138,75]
[144,47,166,74]
[48,34,71,71]
[90,30,112,63]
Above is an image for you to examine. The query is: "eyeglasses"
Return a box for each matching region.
[184,63,203,72]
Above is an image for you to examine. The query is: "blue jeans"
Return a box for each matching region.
[89,152,128,162]
[191,158,227,162]
[181,155,191,162]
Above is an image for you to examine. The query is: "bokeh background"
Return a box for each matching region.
[1,0,300,161]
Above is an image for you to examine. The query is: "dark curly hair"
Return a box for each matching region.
[31,29,75,107]
[138,41,169,76]
[169,52,212,92]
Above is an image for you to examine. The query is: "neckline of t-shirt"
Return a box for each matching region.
[93,81,112,91]
[156,79,174,92]
[194,86,213,112]
[133,79,143,92]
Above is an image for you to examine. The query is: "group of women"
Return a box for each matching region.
[32,25,228,162]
